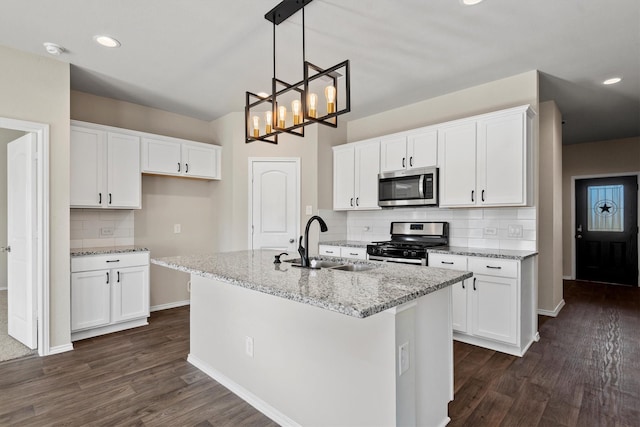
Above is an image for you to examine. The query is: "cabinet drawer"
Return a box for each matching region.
[429,253,467,270]
[72,252,150,272]
[468,257,517,278]
[341,247,367,260]
[319,245,341,257]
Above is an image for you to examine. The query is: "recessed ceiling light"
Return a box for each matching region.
[94,35,121,48]
[603,77,622,85]
[43,42,65,55]
[461,0,484,5]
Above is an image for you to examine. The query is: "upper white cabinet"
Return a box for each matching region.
[333,139,381,210]
[380,127,438,173]
[70,125,141,209]
[438,105,534,208]
[141,137,221,180]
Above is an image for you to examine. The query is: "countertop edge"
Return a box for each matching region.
[71,247,150,257]
[427,247,538,261]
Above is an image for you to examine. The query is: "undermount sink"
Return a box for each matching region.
[310,259,344,269]
[329,264,375,272]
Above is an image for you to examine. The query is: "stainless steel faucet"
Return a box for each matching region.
[298,215,328,267]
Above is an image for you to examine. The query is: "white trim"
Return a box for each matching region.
[570,172,640,284]
[563,275,572,280]
[247,158,301,251]
[150,300,190,312]
[188,354,302,427]
[0,287,7,291]
[47,343,73,355]
[0,117,50,357]
[538,299,565,317]
[71,319,148,341]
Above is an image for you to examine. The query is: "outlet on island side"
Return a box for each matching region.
[398,342,409,376]
[245,336,254,358]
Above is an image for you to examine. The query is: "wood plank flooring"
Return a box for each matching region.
[1,280,638,426]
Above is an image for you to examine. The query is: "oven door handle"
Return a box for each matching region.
[418,175,425,198]
[368,255,426,266]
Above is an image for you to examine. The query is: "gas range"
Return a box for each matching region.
[367,222,449,265]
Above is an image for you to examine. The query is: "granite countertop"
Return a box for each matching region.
[71,246,150,257]
[152,250,471,319]
[427,246,538,261]
[319,240,371,248]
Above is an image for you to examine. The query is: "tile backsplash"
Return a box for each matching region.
[70,209,135,249]
[321,207,536,251]
[317,209,348,242]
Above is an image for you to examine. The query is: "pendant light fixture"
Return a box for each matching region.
[245,0,351,144]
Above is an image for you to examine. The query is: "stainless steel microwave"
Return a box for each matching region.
[378,167,438,207]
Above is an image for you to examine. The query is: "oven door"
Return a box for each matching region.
[378,168,437,207]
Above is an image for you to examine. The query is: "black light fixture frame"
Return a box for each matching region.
[245,0,351,144]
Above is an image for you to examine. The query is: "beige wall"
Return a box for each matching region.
[70,90,217,308]
[0,44,70,348]
[0,129,27,288]
[562,136,640,277]
[538,101,563,313]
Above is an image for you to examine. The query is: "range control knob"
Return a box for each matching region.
[411,251,417,257]
[403,250,409,257]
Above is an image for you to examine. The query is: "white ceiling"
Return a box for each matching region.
[1,0,638,144]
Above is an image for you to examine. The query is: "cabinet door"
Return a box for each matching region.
[477,112,527,206]
[141,137,182,175]
[182,143,220,179]
[438,122,477,207]
[354,140,381,209]
[470,274,518,344]
[107,132,141,208]
[333,146,355,210]
[70,126,105,207]
[407,128,438,169]
[430,254,468,333]
[111,265,149,323]
[71,270,111,331]
[379,135,407,173]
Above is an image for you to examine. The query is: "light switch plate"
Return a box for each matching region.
[305,205,313,215]
[100,227,114,237]
[174,224,181,234]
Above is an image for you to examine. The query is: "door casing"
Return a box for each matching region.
[0,117,49,355]
[570,171,640,284]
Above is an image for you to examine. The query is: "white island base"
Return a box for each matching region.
[188,274,454,427]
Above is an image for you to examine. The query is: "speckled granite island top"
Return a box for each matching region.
[152,250,472,318]
[427,246,538,260]
[319,240,371,248]
[71,246,150,257]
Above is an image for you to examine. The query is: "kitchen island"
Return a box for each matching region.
[153,250,472,427]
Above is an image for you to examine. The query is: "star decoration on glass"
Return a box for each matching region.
[599,203,612,213]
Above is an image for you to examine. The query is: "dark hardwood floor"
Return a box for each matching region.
[1,280,639,426]
[449,280,640,427]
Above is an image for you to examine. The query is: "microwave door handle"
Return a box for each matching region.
[418,175,425,198]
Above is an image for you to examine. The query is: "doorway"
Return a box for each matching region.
[574,175,638,286]
[248,158,300,252]
[0,117,50,357]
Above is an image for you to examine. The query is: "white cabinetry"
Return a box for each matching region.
[71,252,150,341]
[438,105,534,208]
[429,252,537,357]
[380,127,438,173]
[70,126,141,209]
[319,244,367,260]
[141,137,221,180]
[333,139,381,210]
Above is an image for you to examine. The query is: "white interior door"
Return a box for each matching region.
[250,159,299,251]
[7,133,37,349]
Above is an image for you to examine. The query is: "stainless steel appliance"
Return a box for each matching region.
[378,166,438,207]
[367,221,449,265]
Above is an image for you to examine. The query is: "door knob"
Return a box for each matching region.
[0,246,10,253]
[289,238,295,243]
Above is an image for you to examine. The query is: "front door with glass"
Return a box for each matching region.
[575,175,638,286]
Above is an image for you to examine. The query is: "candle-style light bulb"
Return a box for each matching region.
[252,115,260,137]
[292,100,301,125]
[278,106,287,128]
[308,93,318,118]
[325,85,336,114]
[265,110,272,134]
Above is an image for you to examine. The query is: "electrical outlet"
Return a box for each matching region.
[398,342,410,376]
[484,227,497,236]
[508,224,523,238]
[245,336,254,358]
[100,227,114,236]
[174,224,181,234]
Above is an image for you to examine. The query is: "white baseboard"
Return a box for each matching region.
[188,354,301,427]
[563,275,573,280]
[47,343,74,356]
[150,300,190,312]
[538,299,566,317]
[0,287,7,291]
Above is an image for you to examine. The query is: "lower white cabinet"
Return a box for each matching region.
[71,252,150,341]
[429,253,537,357]
[319,244,367,260]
